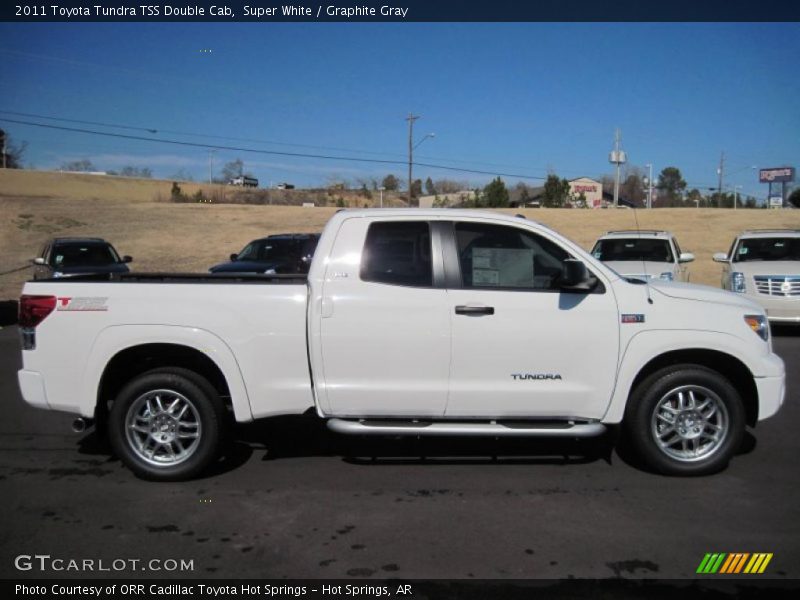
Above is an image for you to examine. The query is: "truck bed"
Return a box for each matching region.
[19,275,314,421]
[33,272,308,285]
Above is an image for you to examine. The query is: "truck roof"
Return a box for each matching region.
[599,230,672,239]
[738,229,800,239]
[51,237,108,244]
[335,208,551,230]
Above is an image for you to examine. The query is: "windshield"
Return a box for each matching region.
[52,243,120,267]
[591,238,674,263]
[236,238,300,262]
[733,237,800,262]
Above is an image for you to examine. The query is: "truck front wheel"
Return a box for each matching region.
[108,368,226,481]
[624,365,745,476]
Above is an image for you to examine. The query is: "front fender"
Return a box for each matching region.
[80,325,253,422]
[603,329,771,424]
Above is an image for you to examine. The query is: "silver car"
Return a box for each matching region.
[714,229,800,324]
[590,230,695,282]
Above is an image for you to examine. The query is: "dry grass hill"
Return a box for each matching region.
[2,169,798,301]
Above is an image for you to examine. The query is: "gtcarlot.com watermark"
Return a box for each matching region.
[14,554,194,573]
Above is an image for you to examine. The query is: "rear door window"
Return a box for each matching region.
[361,221,432,287]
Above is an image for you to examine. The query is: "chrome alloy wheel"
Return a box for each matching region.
[125,389,202,467]
[650,385,729,463]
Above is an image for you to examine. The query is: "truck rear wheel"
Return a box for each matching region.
[624,365,745,476]
[108,368,226,481]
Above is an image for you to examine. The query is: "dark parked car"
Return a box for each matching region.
[209,233,320,275]
[32,237,132,280]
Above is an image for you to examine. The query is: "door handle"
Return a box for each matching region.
[455,305,495,316]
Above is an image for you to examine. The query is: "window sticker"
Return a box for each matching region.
[472,248,535,287]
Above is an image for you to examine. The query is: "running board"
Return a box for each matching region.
[326,418,606,438]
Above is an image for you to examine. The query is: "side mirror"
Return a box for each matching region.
[679,252,695,263]
[559,259,595,291]
[230,253,238,262]
[33,257,46,265]
[712,253,728,263]
[122,255,133,263]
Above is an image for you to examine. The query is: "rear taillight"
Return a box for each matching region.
[19,295,57,328]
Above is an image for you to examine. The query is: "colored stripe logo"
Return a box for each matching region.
[697,553,773,574]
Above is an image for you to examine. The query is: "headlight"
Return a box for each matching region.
[659,272,674,281]
[731,272,746,293]
[744,314,769,342]
[264,268,276,275]
[52,271,64,278]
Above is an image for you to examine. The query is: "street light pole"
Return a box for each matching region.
[645,163,653,209]
[725,166,756,210]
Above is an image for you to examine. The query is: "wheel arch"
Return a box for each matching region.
[626,349,759,427]
[83,325,254,424]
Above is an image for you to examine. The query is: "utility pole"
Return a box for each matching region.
[717,151,725,206]
[406,113,419,206]
[645,163,654,209]
[0,129,6,169]
[208,149,216,184]
[608,129,626,208]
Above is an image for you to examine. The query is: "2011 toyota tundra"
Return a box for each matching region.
[17,210,786,480]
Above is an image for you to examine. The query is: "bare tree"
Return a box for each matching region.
[221,158,244,182]
[61,159,95,172]
[120,166,153,178]
[0,130,27,169]
[170,168,194,182]
[381,174,400,191]
[434,179,469,194]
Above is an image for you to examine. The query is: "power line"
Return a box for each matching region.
[0,117,548,181]
[0,109,407,159]
[1,108,558,173]
[0,110,157,134]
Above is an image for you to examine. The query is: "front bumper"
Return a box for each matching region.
[754,352,786,421]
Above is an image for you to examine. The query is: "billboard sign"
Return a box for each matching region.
[759,167,795,183]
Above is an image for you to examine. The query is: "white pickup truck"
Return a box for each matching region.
[17,210,785,480]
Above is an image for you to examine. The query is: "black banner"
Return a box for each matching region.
[5,579,800,600]
[4,1,800,22]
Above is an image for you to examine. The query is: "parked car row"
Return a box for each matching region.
[31,234,321,280]
[590,230,694,282]
[209,233,320,275]
[30,227,799,324]
[32,238,133,280]
[713,229,800,324]
[589,228,800,324]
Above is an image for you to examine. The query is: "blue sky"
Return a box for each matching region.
[1,22,798,198]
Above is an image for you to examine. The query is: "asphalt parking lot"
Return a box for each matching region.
[1,324,798,581]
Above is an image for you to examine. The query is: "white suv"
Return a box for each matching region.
[591,230,695,282]
[714,229,800,324]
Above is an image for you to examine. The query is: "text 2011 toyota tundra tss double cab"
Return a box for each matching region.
[17,210,785,480]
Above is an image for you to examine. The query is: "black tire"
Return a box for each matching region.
[108,368,227,481]
[623,365,745,476]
